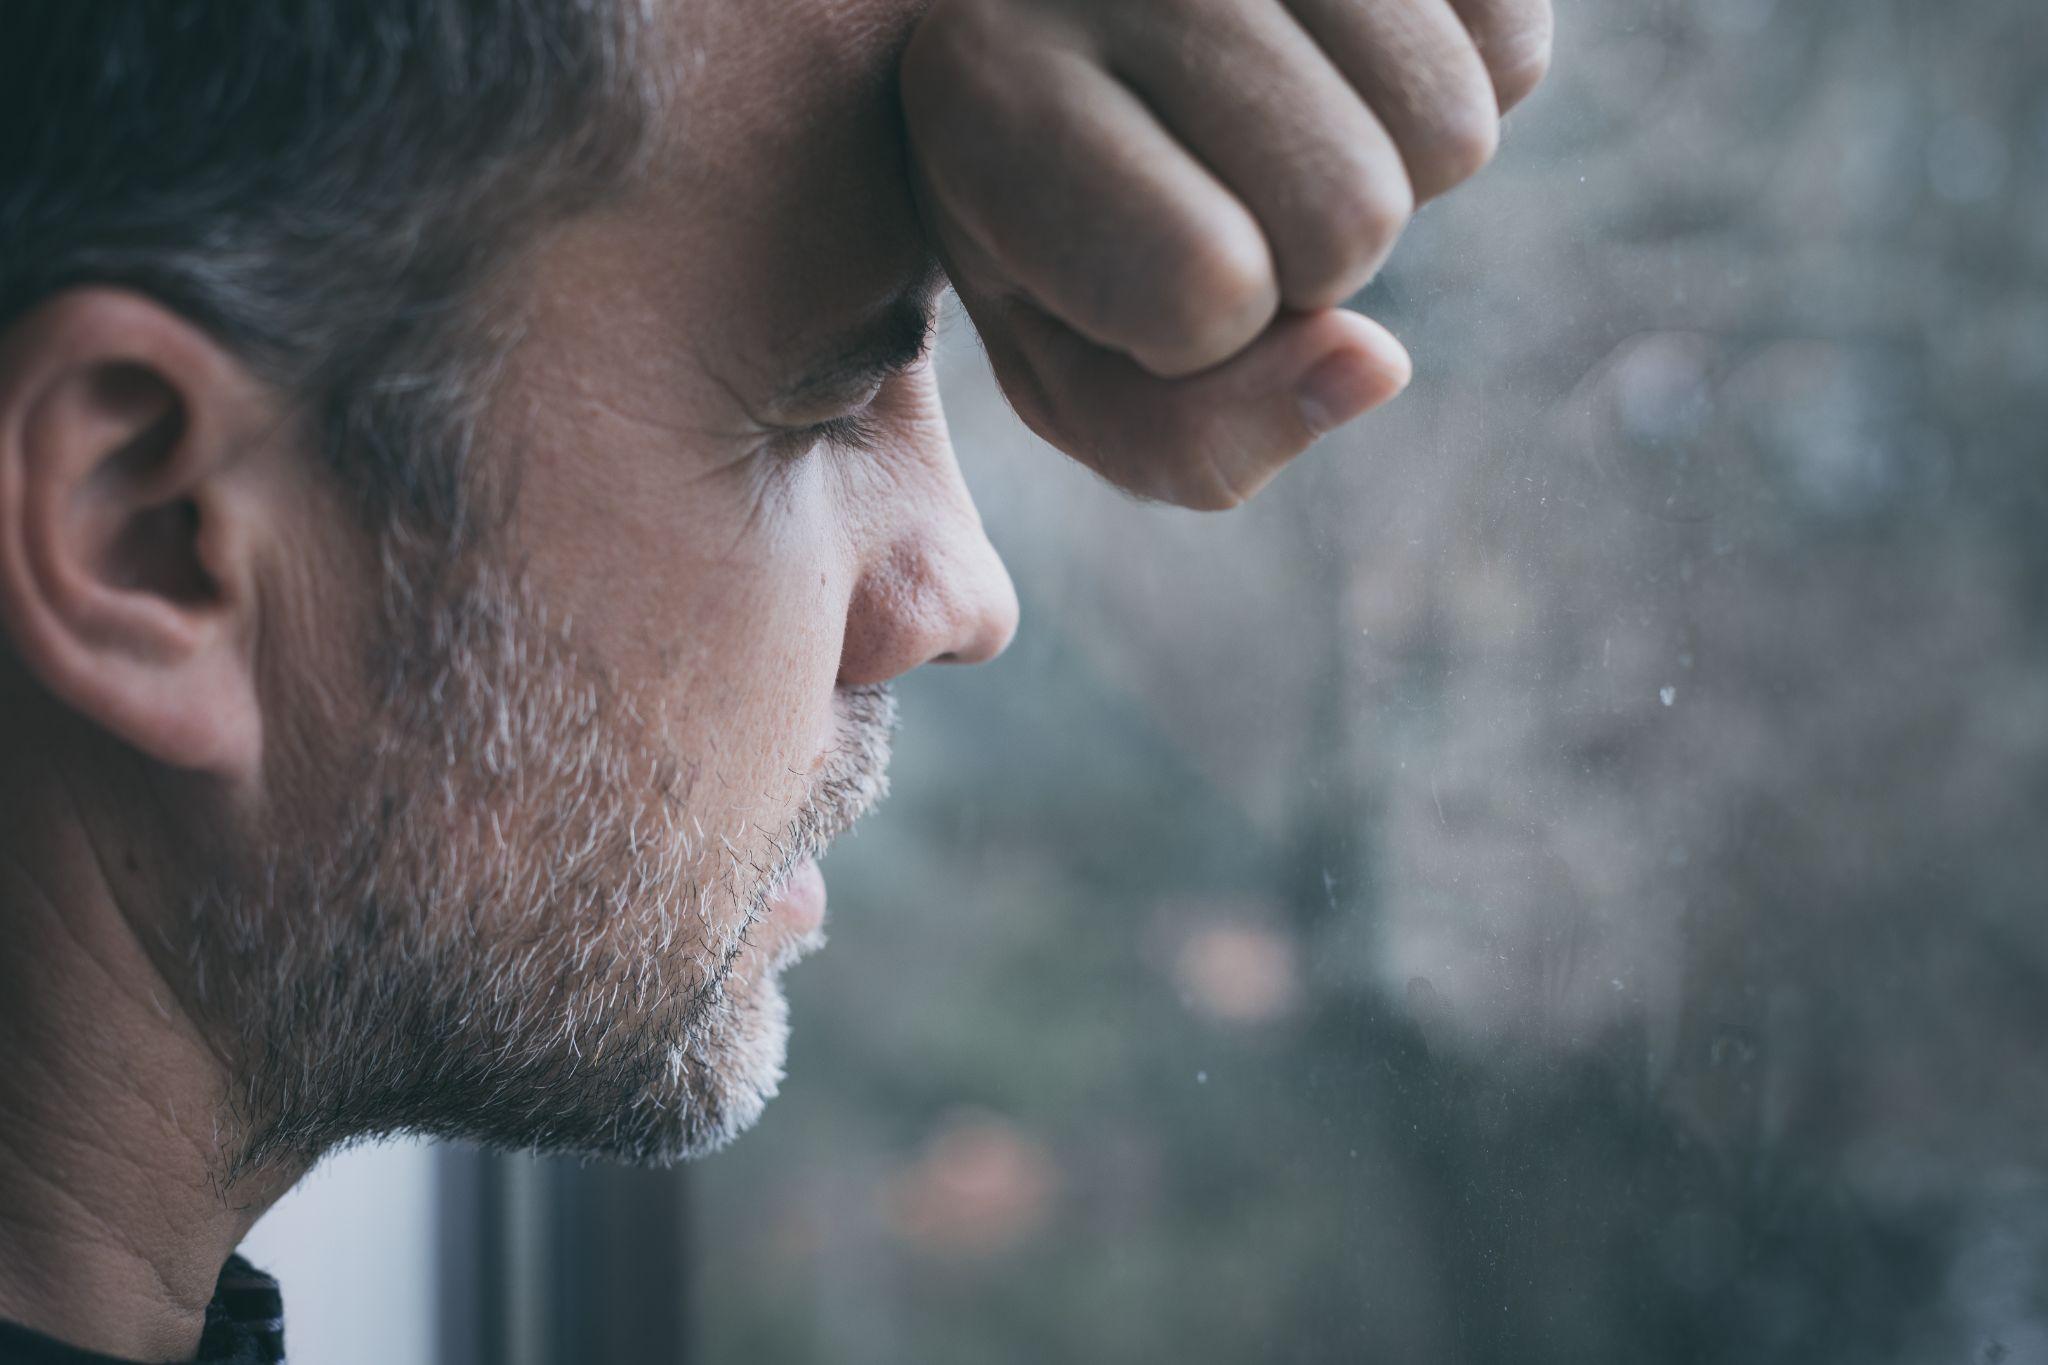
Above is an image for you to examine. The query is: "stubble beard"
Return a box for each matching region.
[185,545,895,1182]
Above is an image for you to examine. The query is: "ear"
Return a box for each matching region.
[0,289,283,781]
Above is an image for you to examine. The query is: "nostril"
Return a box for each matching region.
[840,522,1018,683]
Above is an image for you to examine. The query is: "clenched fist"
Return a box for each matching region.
[902,0,1552,509]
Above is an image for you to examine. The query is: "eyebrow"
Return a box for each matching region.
[771,267,948,415]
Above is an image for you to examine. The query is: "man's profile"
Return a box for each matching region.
[0,1,1548,1360]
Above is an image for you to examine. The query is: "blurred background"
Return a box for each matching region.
[249,0,2048,1359]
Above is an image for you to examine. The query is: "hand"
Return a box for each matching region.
[901,0,1552,509]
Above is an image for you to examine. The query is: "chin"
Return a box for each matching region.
[618,925,826,1165]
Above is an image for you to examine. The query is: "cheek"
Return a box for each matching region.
[650,560,851,799]
[518,472,855,816]
[494,345,861,809]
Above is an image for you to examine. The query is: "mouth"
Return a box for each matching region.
[763,856,828,936]
[754,684,895,942]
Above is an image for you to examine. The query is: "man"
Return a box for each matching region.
[0,0,1549,1359]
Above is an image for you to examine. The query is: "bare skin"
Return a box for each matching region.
[0,0,1548,1357]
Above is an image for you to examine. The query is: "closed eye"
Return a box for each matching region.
[765,408,891,463]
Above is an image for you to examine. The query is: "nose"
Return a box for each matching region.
[836,481,1020,687]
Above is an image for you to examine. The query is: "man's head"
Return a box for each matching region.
[0,0,1018,1178]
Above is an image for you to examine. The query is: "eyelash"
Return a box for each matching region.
[767,408,890,463]
[767,317,938,464]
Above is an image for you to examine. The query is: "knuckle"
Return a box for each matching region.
[1137,224,1278,375]
[1164,460,1252,512]
[1100,409,1256,512]
[1359,173,1417,247]
[1184,484,1248,513]
[1280,171,1412,310]
[1473,0,1556,110]
[1146,413,1287,513]
[1194,468,1260,511]
[1493,42,1553,112]
[1418,90,1503,197]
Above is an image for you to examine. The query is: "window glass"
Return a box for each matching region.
[243,1139,438,1365]
[693,2,2048,1360]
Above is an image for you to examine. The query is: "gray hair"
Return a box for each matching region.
[0,0,659,550]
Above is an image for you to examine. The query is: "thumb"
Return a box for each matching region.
[972,298,1412,511]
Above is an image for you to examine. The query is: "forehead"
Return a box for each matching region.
[619,0,936,387]
[663,0,919,101]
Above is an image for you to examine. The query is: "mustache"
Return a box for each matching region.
[781,682,899,874]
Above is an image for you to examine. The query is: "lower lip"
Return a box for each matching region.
[765,858,827,935]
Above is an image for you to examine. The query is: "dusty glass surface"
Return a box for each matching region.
[692,1,2048,1359]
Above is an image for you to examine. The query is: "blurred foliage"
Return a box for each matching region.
[693,0,2048,1360]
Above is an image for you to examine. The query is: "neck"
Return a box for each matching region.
[0,766,301,1362]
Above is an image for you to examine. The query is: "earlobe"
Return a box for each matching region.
[0,290,278,781]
